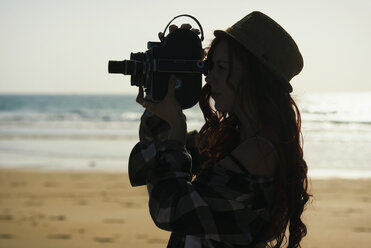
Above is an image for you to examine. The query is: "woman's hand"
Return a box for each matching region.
[135,23,200,145]
[136,75,187,145]
[158,23,200,41]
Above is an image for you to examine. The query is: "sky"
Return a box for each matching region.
[0,0,370,95]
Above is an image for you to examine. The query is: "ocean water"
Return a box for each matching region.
[1,92,371,178]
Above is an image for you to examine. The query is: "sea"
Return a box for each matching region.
[1,92,371,179]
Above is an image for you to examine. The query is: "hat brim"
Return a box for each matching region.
[213,30,293,93]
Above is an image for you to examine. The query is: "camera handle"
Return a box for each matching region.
[162,14,204,42]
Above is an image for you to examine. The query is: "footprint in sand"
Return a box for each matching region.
[10,181,27,187]
[49,215,66,221]
[353,227,371,233]
[345,208,363,214]
[76,199,88,206]
[24,200,44,207]
[0,214,13,221]
[136,234,148,239]
[0,234,13,239]
[147,237,168,244]
[120,201,137,208]
[47,234,72,240]
[103,218,125,224]
[70,174,84,180]
[94,236,115,243]
[44,181,58,187]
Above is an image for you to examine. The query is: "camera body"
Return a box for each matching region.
[109,19,205,109]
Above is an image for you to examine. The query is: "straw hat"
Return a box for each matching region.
[214,11,303,92]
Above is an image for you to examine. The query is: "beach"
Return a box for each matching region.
[1,169,371,248]
[1,93,371,247]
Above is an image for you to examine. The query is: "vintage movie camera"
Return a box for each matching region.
[108,14,205,109]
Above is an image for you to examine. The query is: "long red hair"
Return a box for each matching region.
[196,35,310,248]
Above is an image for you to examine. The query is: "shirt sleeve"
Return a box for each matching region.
[139,110,171,143]
[128,110,205,186]
[146,140,275,245]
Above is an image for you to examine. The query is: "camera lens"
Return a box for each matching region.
[124,60,144,75]
[108,61,124,74]
[108,60,144,75]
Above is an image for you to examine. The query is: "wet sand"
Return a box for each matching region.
[0,169,370,248]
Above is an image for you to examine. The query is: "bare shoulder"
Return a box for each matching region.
[220,137,278,177]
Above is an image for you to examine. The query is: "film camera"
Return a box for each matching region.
[108,15,205,109]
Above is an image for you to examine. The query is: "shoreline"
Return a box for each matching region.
[2,167,371,180]
[0,169,371,247]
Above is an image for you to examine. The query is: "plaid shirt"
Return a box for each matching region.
[128,111,275,248]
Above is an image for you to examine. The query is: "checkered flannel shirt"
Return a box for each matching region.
[128,110,275,247]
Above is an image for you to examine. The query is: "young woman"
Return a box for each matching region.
[129,11,310,248]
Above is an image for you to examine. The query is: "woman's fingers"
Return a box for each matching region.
[135,86,156,112]
[136,87,148,108]
[191,28,200,35]
[136,86,143,104]
[169,24,178,33]
[179,24,200,35]
[134,75,183,126]
[180,23,192,29]
[158,32,164,41]
[159,24,200,41]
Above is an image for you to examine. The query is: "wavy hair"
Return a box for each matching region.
[196,35,311,248]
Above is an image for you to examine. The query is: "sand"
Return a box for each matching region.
[0,169,370,248]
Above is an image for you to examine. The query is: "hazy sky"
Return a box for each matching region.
[0,0,370,95]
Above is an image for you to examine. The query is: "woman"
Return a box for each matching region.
[129,11,310,248]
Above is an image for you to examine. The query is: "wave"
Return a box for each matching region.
[0,134,138,140]
[0,111,143,122]
[302,119,371,126]
[1,93,371,128]
[2,112,371,128]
